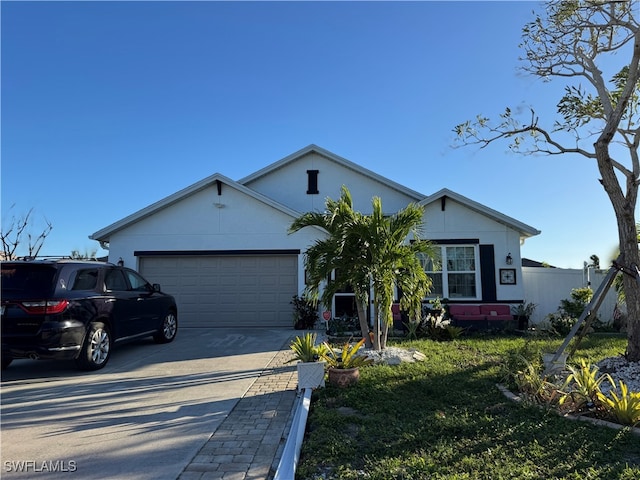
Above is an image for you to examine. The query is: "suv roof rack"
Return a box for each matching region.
[14,256,101,262]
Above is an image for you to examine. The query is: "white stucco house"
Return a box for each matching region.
[90,145,541,328]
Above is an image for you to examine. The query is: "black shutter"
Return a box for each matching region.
[479,245,497,302]
[307,170,319,194]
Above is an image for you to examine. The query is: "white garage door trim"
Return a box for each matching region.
[137,250,299,328]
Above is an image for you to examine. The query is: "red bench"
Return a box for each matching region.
[449,304,514,330]
[479,305,513,321]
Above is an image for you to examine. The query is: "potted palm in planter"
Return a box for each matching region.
[512,301,537,330]
[321,338,373,388]
[288,332,328,391]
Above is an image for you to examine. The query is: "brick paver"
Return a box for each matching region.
[178,338,298,480]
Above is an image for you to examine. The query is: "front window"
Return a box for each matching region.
[422,245,479,299]
[125,270,152,292]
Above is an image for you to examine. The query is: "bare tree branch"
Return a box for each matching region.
[1,206,53,260]
[454,0,640,360]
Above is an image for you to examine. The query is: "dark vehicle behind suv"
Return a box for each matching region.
[1,259,178,371]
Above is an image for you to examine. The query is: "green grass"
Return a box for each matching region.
[297,334,640,480]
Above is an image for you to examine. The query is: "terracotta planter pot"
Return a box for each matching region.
[327,367,360,388]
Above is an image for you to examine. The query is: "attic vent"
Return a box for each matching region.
[307,170,319,194]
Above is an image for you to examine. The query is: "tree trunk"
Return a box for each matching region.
[596,139,640,361]
[378,300,394,350]
[381,317,390,350]
[619,221,640,361]
[372,304,382,351]
[356,300,372,348]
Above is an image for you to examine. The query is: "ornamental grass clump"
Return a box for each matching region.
[512,355,561,406]
[321,338,374,369]
[288,332,329,363]
[597,380,640,426]
[559,359,613,412]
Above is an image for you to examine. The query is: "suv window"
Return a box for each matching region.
[125,270,152,292]
[104,269,128,291]
[0,264,57,297]
[71,269,99,291]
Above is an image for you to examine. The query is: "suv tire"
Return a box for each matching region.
[76,322,111,371]
[154,311,178,344]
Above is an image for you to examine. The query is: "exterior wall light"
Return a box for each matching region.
[506,253,513,265]
[117,258,124,267]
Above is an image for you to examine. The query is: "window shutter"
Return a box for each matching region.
[306,170,319,194]
[479,245,497,302]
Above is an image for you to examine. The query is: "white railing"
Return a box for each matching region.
[274,387,312,480]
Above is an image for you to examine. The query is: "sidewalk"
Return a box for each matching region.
[177,337,299,480]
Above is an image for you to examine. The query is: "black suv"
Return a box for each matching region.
[1,259,178,371]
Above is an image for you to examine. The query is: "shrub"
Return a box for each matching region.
[544,287,596,336]
[404,302,463,341]
[291,295,319,330]
[597,380,640,426]
[559,360,612,411]
[545,312,576,336]
[321,338,374,369]
[327,315,359,336]
[561,287,593,318]
[499,341,544,388]
[287,332,329,363]
[511,355,561,405]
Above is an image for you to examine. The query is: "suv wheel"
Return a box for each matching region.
[76,322,111,371]
[154,311,178,344]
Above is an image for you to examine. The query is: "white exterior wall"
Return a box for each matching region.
[244,152,419,214]
[522,267,618,325]
[106,183,322,294]
[422,199,526,301]
[95,147,540,318]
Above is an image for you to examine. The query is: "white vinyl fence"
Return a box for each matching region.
[521,266,619,326]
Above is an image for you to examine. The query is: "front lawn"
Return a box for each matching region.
[297,335,640,480]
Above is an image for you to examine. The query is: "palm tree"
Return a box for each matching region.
[289,186,436,351]
[289,187,373,346]
[356,196,435,349]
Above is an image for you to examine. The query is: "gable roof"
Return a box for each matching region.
[90,147,540,245]
[239,144,426,202]
[522,258,557,268]
[420,188,541,239]
[89,173,305,243]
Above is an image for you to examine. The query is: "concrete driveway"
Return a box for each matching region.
[1,327,294,480]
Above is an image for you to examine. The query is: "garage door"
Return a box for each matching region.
[139,255,298,328]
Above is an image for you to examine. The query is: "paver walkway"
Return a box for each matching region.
[177,338,298,480]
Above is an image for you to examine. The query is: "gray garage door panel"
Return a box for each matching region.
[139,255,297,328]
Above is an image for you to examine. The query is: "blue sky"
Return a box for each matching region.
[1,1,628,268]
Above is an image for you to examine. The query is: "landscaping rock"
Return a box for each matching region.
[386,356,403,365]
[412,351,427,362]
[364,346,426,365]
[596,356,640,395]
